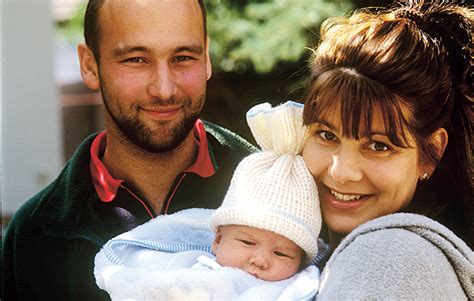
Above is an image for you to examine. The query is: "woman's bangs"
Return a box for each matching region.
[304,69,412,147]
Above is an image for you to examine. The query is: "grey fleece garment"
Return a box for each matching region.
[317,213,473,300]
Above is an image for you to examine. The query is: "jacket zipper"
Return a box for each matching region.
[162,173,187,214]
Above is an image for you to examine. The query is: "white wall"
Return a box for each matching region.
[3,0,63,216]
[1,0,4,215]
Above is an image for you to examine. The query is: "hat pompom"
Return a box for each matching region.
[246,101,306,155]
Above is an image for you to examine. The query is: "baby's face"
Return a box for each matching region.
[211,225,303,281]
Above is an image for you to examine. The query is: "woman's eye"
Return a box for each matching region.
[368,141,390,152]
[318,131,336,141]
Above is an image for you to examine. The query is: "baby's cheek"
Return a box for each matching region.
[215,251,239,268]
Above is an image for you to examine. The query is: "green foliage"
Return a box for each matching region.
[206,0,352,73]
[56,3,87,43]
[56,0,352,74]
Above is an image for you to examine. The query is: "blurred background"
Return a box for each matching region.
[2,0,392,231]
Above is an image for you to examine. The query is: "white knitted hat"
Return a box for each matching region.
[210,101,321,260]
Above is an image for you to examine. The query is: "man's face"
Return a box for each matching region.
[95,0,211,152]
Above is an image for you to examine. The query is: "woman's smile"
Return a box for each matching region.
[329,187,369,202]
[319,182,373,211]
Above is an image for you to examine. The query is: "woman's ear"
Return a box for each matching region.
[421,128,448,178]
[78,43,100,90]
[430,127,448,162]
[211,227,222,254]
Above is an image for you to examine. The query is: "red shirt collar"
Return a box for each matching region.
[90,119,216,203]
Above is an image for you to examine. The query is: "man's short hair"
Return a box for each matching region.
[84,0,207,63]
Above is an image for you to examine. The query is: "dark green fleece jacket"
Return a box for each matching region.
[2,121,256,300]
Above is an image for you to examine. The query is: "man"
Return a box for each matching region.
[2,0,255,299]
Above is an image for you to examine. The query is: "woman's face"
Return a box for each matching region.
[302,107,422,235]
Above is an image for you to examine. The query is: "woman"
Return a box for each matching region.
[301,0,473,299]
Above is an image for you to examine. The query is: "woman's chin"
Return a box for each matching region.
[323,212,369,236]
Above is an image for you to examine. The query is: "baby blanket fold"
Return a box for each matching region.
[95,208,321,300]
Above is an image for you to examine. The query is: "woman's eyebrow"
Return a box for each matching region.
[315,119,390,138]
[369,131,389,137]
[313,119,337,131]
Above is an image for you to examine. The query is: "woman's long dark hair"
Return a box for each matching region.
[303,0,473,246]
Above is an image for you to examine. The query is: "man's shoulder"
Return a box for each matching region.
[203,121,258,156]
[6,133,99,229]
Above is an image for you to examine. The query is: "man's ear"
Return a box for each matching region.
[421,127,448,177]
[205,36,212,81]
[211,227,222,254]
[78,43,100,90]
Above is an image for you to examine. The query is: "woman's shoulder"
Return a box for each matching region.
[317,213,474,300]
[342,213,471,246]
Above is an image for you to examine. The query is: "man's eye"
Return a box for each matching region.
[368,141,390,152]
[125,57,145,63]
[238,239,255,246]
[174,56,193,62]
[274,251,290,258]
[318,131,336,141]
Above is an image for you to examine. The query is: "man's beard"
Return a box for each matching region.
[100,83,203,154]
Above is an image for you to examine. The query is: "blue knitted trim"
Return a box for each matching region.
[266,206,310,230]
[102,238,213,266]
[246,101,303,118]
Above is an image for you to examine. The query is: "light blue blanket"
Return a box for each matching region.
[95,208,325,300]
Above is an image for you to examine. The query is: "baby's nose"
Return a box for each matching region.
[249,254,269,269]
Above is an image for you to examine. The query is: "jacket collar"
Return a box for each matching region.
[29,121,224,244]
[90,119,216,203]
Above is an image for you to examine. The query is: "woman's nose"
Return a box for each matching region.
[329,148,363,184]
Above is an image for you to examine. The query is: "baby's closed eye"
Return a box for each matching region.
[273,251,292,258]
[238,239,255,246]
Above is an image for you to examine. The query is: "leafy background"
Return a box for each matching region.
[57,0,391,144]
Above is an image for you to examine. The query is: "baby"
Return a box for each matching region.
[95,101,322,299]
[200,101,321,283]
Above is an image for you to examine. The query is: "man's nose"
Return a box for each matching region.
[147,63,177,100]
[329,147,363,184]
